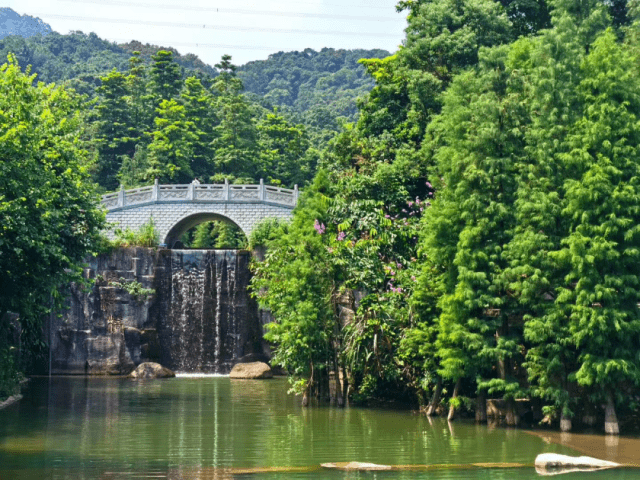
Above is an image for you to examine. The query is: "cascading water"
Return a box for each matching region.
[156,249,263,374]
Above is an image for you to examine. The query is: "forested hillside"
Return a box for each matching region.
[239,48,389,128]
[0,10,387,140]
[0,8,51,40]
[0,31,217,97]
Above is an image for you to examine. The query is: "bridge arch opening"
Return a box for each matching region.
[163,213,248,249]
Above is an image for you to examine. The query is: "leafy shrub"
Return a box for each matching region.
[109,277,155,301]
[0,347,23,401]
[109,218,159,249]
[248,217,288,250]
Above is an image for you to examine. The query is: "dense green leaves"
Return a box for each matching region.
[0,56,105,394]
[255,0,640,430]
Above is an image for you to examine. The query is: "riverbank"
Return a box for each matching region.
[527,430,640,466]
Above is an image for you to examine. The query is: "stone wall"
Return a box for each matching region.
[50,247,268,375]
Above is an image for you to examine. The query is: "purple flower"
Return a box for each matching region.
[314,219,325,234]
[390,270,395,276]
[337,231,346,241]
[408,201,414,207]
[426,181,433,189]
[385,214,390,219]
[397,263,402,269]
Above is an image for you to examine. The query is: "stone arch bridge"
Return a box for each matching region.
[102,180,298,247]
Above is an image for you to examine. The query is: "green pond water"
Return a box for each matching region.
[1,376,639,480]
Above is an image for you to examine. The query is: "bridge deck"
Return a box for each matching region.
[102,179,298,211]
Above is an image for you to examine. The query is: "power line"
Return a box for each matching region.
[37,13,400,37]
[59,0,405,22]
[108,37,278,51]
[58,0,399,11]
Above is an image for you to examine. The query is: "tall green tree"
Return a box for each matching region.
[180,76,217,179]
[257,111,314,187]
[150,50,183,104]
[212,55,260,180]
[94,68,133,190]
[144,99,197,183]
[0,57,104,395]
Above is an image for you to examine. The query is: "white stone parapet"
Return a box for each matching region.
[101,180,299,245]
[102,180,298,211]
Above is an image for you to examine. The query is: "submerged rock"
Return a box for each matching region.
[229,362,273,379]
[129,362,175,379]
[535,453,619,476]
[321,462,392,471]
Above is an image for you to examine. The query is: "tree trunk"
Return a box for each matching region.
[505,397,519,426]
[448,378,462,421]
[333,358,342,407]
[560,409,572,432]
[426,378,442,416]
[340,366,348,407]
[302,364,314,407]
[605,391,619,435]
[475,390,487,423]
[318,368,330,401]
[582,404,596,427]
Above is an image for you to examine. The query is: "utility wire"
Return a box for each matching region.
[37,14,400,37]
[59,0,405,22]
[57,0,398,11]
[109,37,279,51]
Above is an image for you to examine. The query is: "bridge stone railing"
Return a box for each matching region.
[102,179,299,211]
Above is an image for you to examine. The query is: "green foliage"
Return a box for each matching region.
[0,55,105,382]
[109,277,155,302]
[238,48,389,137]
[255,0,640,420]
[249,217,289,250]
[90,53,322,190]
[109,218,159,248]
[0,345,23,401]
[181,220,247,250]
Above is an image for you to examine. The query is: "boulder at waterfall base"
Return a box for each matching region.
[229,362,273,379]
[129,362,175,379]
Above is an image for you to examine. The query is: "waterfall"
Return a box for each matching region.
[158,249,258,374]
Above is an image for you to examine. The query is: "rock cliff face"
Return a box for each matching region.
[51,248,267,375]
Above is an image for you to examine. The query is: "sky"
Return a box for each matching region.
[4,0,408,65]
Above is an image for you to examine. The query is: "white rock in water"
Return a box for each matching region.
[535,453,619,476]
[321,462,392,471]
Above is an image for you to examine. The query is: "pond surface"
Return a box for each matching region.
[1,377,639,479]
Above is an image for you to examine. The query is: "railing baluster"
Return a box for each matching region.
[103,182,299,210]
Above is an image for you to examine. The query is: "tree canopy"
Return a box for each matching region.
[253,0,640,434]
[0,56,105,397]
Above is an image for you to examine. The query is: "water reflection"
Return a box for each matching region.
[1,378,640,480]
